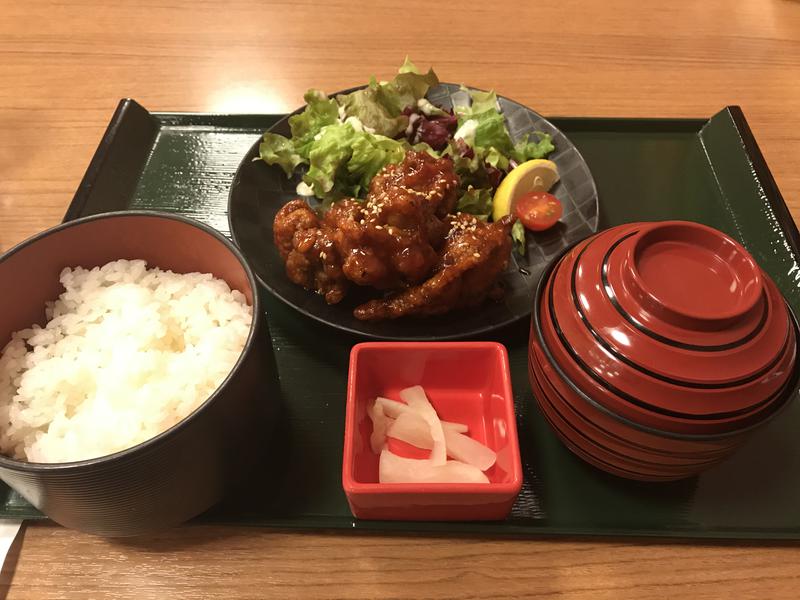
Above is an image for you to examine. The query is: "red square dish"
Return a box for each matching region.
[342,342,522,521]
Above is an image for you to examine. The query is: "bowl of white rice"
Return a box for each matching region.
[0,211,279,536]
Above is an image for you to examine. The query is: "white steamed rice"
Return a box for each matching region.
[0,259,252,463]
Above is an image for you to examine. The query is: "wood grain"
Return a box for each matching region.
[2,0,800,597]
[2,523,800,600]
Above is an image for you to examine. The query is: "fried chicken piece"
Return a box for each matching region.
[273,199,348,304]
[333,151,459,289]
[272,151,461,302]
[331,205,440,290]
[324,198,431,289]
[369,150,459,221]
[353,214,515,321]
[273,199,319,261]
[340,226,439,290]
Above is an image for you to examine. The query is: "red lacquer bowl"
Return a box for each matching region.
[548,260,795,426]
[529,364,709,481]
[528,348,738,465]
[527,221,800,481]
[543,221,795,430]
[528,343,746,481]
[540,267,795,435]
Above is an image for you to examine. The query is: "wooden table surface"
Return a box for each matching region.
[2,0,800,597]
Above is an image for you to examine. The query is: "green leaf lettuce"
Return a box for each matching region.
[511,219,526,255]
[456,186,494,219]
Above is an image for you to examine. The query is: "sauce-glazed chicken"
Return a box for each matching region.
[354,213,514,320]
[272,151,514,320]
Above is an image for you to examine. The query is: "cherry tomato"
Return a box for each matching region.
[514,191,563,231]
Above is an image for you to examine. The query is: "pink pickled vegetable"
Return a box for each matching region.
[386,411,432,450]
[385,411,495,470]
[379,450,489,484]
[443,430,497,472]
[375,396,413,419]
[399,386,446,466]
[443,421,469,434]
[367,401,394,453]
[369,386,493,484]
[386,412,470,450]
[377,397,467,432]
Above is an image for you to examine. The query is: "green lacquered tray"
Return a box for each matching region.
[9,99,800,539]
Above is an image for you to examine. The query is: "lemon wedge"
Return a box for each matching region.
[492,159,559,222]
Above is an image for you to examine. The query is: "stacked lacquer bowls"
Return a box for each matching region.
[528,221,800,481]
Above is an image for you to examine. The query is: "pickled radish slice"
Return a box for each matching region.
[444,430,497,472]
[375,396,413,418]
[379,450,490,484]
[387,412,473,449]
[399,386,446,466]
[385,412,496,470]
[443,421,469,434]
[367,401,394,453]
[375,397,468,433]
[368,386,494,483]
[386,412,432,449]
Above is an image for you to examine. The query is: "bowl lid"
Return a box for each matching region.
[624,222,763,325]
[537,220,798,428]
[546,249,796,420]
[605,223,772,348]
[563,224,791,386]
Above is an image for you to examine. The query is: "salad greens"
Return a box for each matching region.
[344,130,406,196]
[514,132,556,163]
[258,59,555,222]
[258,89,337,176]
[455,186,494,218]
[336,58,439,138]
[336,89,407,138]
[454,88,555,169]
[511,220,527,256]
[259,58,438,205]
[291,122,407,201]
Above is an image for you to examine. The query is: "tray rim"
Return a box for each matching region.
[725,106,800,257]
[37,101,800,540]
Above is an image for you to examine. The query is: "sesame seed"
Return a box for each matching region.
[473,253,481,258]
[375,225,383,230]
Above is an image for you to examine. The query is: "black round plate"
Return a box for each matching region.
[228,83,599,340]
